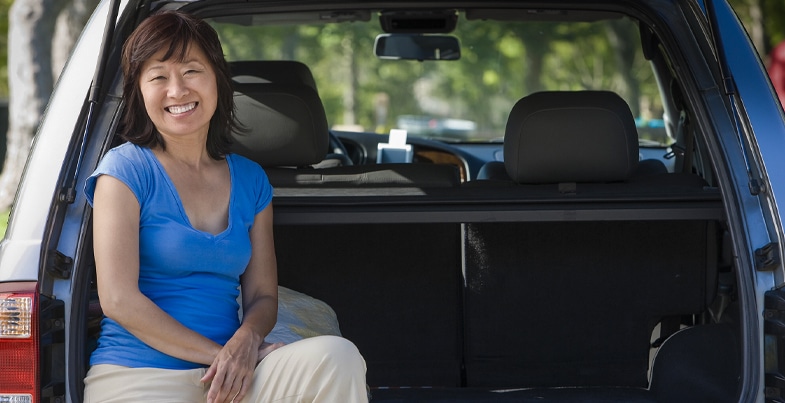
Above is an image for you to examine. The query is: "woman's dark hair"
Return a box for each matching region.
[119,10,239,159]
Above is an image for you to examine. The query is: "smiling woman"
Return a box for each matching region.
[82,9,368,403]
[5,1,785,402]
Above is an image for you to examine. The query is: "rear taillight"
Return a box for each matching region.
[0,282,39,403]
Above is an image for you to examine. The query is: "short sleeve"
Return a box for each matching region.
[256,167,273,214]
[84,143,149,207]
[252,160,273,214]
[228,154,273,215]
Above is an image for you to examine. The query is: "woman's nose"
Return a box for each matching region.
[167,75,189,98]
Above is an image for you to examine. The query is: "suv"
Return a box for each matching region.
[2,0,785,402]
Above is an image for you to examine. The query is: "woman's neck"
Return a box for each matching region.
[154,138,214,171]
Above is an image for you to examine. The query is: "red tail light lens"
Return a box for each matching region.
[0,282,39,403]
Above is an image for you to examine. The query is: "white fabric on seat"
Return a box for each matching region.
[266,286,342,344]
[238,286,341,344]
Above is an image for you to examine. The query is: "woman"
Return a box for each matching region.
[83,10,367,403]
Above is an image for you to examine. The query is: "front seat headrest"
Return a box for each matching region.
[228,60,328,167]
[229,60,318,90]
[231,83,328,167]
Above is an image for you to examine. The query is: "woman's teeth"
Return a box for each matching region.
[167,102,196,114]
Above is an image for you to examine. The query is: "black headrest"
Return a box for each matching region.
[229,61,328,167]
[229,60,318,90]
[231,83,328,167]
[504,91,639,184]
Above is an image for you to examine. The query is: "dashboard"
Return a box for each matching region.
[333,130,496,182]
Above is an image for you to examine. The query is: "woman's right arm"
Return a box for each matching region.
[92,174,221,365]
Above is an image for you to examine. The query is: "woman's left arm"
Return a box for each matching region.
[203,205,279,403]
[238,203,279,344]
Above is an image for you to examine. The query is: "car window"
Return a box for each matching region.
[209,12,669,146]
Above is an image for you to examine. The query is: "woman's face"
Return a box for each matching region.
[139,43,218,143]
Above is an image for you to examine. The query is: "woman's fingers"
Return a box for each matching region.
[204,338,284,402]
[201,363,217,383]
[202,329,265,402]
[233,376,252,402]
[205,360,248,403]
[224,376,243,403]
[205,362,226,403]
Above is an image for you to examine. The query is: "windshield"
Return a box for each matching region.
[210,12,669,146]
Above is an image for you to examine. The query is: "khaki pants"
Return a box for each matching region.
[83,335,368,403]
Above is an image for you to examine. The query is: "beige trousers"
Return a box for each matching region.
[83,335,368,403]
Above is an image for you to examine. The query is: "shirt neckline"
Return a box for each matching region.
[144,146,235,239]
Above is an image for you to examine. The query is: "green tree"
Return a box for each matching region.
[0,0,99,210]
[760,0,785,54]
[215,13,661,141]
[0,0,11,98]
[729,0,785,58]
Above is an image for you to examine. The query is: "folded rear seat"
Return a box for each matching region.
[463,91,720,389]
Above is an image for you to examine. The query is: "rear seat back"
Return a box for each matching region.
[464,220,716,388]
[463,90,718,388]
[274,223,464,388]
[229,61,460,188]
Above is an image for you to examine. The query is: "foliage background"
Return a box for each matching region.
[0,0,9,98]
[0,0,774,102]
[0,0,778,236]
[729,0,785,56]
[0,0,8,98]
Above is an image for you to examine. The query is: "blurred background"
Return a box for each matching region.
[0,0,780,232]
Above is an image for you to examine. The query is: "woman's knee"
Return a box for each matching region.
[247,336,368,402]
[301,335,365,368]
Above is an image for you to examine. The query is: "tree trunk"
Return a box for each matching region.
[52,0,100,79]
[0,0,70,210]
[747,0,765,56]
[607,20,641,117]
[341,32,357,126]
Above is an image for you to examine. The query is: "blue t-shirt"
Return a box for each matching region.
[84,142,273,369]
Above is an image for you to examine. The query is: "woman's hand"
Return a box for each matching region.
[201,326,262,403]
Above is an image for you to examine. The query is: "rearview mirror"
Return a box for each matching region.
[374,34,460,61]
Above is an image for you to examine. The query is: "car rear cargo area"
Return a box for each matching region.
[268,185,740,402]
[77,184,741,401]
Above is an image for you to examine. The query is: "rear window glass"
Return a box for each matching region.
[210,12,669,146]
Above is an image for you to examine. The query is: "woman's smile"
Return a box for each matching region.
[166,102,198,115]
